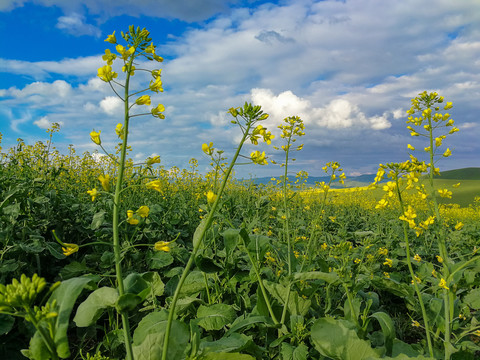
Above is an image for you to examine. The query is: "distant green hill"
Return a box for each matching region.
[435,167,480,180]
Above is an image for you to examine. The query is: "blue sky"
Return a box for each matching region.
[1,0,479,178]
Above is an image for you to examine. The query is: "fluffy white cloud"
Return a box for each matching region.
[99,96,123,115]
[56,13,101,37]
[33,116,64,129]
[0,56,102,80]
[251,88,391,130]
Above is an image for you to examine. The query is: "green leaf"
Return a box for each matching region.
[48,276,94,358]
[0,314,14,335]
[73,287,118,327]
[464,288,480,309]
[280,342,308,360]
[132,311,189,360]
[150,251,174,269]
[141,271,165,297]
[45,242,65,260]
[311,317,381,360]
[264,281,311,316]
[179,271,206,297]
[29,330,51,360]
[90,210,106,230]
[370,312,395,356]
[226,315,274,336]
[195,253,223,273]
[199,333,252,353]
[116,293,143,312]
[197,303,237,331]
[293,271,340,285]
[193,218,208,248]
[200,353,255,360]
[223,228,240,261]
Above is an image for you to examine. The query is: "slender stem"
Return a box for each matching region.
[396,179,434,357]
[112,57,135,360]
[161,119,253,360]
[280,140,293,325]
[25,307,59,360]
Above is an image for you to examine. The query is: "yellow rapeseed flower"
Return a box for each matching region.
[87,188,98,201]
[146,155,161,166]
[137,206,150,218]
[436,255,443,263]
[202,142,214,156]
[115,123,124,140]
[62,243,79,256]
[251,150,267,165]
[105,31,116,44]
[151,104,165,119]
[126,210,139,225]
[136,95,151,106]
[98,174,110,192]
[439,278,449,290]
[97,65,118,82]
[206,191,217,204]
[455,221,464,231]
[90,130,101,145]
[146,180,162,192]
[383,258,393,267]
[154,241,171,252]
[413,254,422,262]
[412,320,421,328]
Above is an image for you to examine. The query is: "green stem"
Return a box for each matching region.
[25,307,59,360]
[396,180,434,358]
[112,56,135,360]
[242,237,280,325]
[343,283,360,329]
[161,120,252,360]
[280,140,293,325]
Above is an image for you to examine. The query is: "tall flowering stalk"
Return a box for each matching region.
[405,92,458,360]
[91,25,165,360]
[272,116,305,325]
[161,103,273,360]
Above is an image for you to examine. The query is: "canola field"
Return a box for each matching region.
[1,26,480,360]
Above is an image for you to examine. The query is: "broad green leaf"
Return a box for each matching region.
[150,251,174,269]
[28,330,50,360]
[200,353,255,360]
[197,303,237,331]
[45,242,65,260]
[124,272,149,295]
[264,281,311,316]
[48,276,94,358]
[73,287,118,327]
[90,210,106,230]
[463,288,480,309]
[293,271,340,285]
[179,271,206,296]
[0,314,14,335]
[195,253,223,273]
[116,293,142,312]
[223,228,240,261]
[193,218,208,248]
[311,317,381,360]
[280,342,308,360]
[132,311,188,360]
[226,315,274,336]
[199,333,252,353]
[142,271,165,297]
[370,312,395,356]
